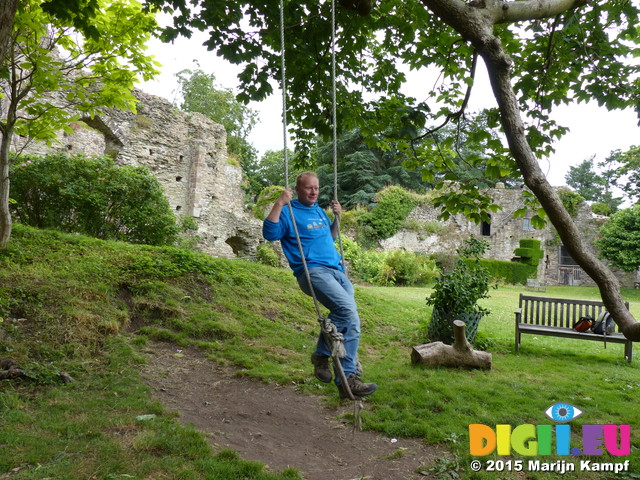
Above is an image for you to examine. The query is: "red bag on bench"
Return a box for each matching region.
[573,315,593,332]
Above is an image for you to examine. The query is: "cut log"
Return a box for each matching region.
[411,320,492,369]
[0,367,24,380]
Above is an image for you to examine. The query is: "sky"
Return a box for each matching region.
[139,27,640,188]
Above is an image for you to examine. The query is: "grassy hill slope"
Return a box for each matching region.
[2,225,640,479]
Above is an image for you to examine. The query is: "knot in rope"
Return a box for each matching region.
[320,316,346,358]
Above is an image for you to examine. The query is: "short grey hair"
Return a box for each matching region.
[295,171,318,188]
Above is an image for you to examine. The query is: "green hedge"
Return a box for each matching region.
[480,258,535,285]
[433,253,534,285]
[558,189,585,217]
[514,238,544,267]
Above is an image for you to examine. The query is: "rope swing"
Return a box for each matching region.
[277,0,361,410]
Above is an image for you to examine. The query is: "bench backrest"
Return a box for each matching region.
[518,294,630,331]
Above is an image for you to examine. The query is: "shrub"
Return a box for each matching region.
[175,215,201,250]
[402,218,444,235]
[341,236,363,262]
[430,252,457,272]
[360,186,417,240]
[427,237,492,318]
[340,206,367,232]
[557,189,585,217]
[342,237,386,285]
[433,252,532,285]
[383,250,438,286]
[256,243,281,268]
[10,153,179,245]
[426,236,493,343]
[591,202,614,216]
[596,205,640,272]
[342,237,437,287]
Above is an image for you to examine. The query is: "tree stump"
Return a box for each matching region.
[411,320,492,369]
[0,358,24,380]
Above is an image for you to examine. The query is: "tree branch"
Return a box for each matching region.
[492,0,591,24]
[415,50,478,141]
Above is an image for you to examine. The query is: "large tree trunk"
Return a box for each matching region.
[0,131,12,249]
[423,0,640,340]
[0,0,16,249]
[0,0,17,67]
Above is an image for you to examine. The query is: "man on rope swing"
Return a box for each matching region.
[263,171,377,399]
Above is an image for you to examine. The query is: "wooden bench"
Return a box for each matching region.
[515,294,633,363]
[526,278,546,292]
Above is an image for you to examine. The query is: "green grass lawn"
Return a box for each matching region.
[355,284,640,479]
[1,225,639,479]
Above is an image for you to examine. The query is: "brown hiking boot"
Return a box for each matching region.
[311,353,332,383]
[338,374,378,399]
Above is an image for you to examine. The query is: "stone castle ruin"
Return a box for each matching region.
[11,89,262,258]
[381,184,637,288]
[10,87,635,287]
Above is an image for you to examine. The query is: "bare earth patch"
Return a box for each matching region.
[140,342,448,480]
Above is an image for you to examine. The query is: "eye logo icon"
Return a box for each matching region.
[544,403,583,422]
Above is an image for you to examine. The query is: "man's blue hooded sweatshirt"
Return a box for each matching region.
[263,199,343,277]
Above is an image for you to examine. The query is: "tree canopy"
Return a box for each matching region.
[176,66,259,180]
[565,157,608,203]
[144,0,639,226]
[607,145,640,205]
[142,0,640,338]
[246,149,300,196]
[0,0,159,248]
[565,156,623,215]
[314,129,426,208]
[597,205,640,273]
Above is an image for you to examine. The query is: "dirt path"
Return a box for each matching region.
[140,342,447,480]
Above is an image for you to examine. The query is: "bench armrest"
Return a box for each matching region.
[515,307,522,323]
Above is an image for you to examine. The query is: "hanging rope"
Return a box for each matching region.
[330,0,347,276]
[330,0,338,203]
[278,0,357,405]
[278,0,322,317]
[279,0,290,188]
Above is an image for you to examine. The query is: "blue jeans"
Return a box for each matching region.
[297,266,360,384]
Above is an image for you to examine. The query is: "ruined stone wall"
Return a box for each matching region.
[381,185,637,288]
[9,87,638,285]
[11,89,262,258]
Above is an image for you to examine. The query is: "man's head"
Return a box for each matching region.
[295,172,319,206]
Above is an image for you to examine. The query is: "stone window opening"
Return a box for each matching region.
[175,205,182,211]
[481,215,491,236]
[523,218,535,231]
[559,245,578,266]
[176,176,183,182]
